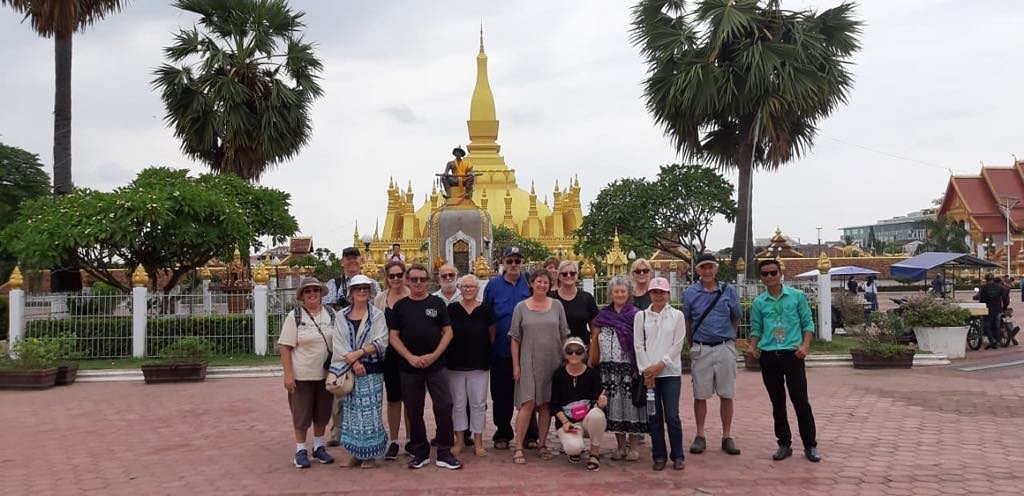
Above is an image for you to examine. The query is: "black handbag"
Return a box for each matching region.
[631,311,647,408]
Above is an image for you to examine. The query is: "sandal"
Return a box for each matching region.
[626,448,640,461]
[586,454,601,472]
[538,445,555,460]
[525,439,539,450]
[494,440,510,450]
[475,446,487,457]
[610,447,626,461]
[360,459,376,469]
[513,449,527,465]
[568,454,582,464]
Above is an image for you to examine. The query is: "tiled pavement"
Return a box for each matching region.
[2,347,1022,496]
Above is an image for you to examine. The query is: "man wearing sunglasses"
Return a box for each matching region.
[747,259,821,463]
[388,263,461,470]
[432,263,463,304]
[482,246,538,450]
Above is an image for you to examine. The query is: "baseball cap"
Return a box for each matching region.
[502,246,523,259]
[341,247,361,257]
[648,277,671,293]
[694,253,718,268]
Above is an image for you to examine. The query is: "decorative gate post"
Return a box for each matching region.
[816,253,833,342]
[253,264,269,356]
[131,269,149,358]
[6,267,25,356]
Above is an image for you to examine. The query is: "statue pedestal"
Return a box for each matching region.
[427,202,492,276]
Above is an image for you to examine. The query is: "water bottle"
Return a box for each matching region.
[646,388,657,418]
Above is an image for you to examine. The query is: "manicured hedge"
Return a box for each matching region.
[25,314,291,358]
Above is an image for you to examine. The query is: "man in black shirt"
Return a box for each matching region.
[977,273,1005,349]
[389,263,462,470]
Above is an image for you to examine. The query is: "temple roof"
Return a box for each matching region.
[938,161,1024,236]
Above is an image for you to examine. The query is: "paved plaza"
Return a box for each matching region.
[2,346,1022,496]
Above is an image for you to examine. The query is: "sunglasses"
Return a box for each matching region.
[302,288,321,294]
[408,277,429,283]
[760,270,779,277]
[440,273,456,279]
[560,271,577,277]
[387,272,404,279]
[504,259,522,265]
[633,268,650,275]
[565,348,585,356]
[351,286,371,292]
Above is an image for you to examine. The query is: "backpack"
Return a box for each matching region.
[294,306,337,328]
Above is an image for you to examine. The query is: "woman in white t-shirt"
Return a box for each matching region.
[864,275,878,311]
[278,277,336,469]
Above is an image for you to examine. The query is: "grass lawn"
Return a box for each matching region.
[809,335,858,355]
[77,354,282,370]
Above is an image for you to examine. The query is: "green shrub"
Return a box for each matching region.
[25,317,132,358]
[854,311,915,358]
[900,294,970,328]
[0,337,60,369]
[146,315,256,356]
[833,292,866,327]
[0,295,7,341]
[154,337,213,363]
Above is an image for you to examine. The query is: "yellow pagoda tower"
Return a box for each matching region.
[363,30,584,264]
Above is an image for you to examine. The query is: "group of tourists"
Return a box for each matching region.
[277,246,822,472]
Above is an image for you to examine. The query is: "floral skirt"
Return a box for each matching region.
[341,372,387,460]
[598,327,648,434]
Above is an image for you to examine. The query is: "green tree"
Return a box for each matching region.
[575,164,735,260]
[152,0,324,182]
[492,226,551,265]
[1,0,127,195]
[2,167,298,292]
[631,0,861,273]
[916,215,970,254]
[0,143,50,281]
[286,247,338,282]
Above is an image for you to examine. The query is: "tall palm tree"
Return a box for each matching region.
[1,0,127,195]
[631,0,861,273]
[153,0,324,182]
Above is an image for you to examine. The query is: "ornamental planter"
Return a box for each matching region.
[141,362,208,384]
[850,350,914,369]
[0,367,59,389]
[55,362,79,386]
[913,326,968,359]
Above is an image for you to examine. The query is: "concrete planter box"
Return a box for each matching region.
[0,367,59,389]
[913,326,968,359]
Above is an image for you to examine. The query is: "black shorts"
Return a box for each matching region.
[287,379,332,431]
[384,348,402,403]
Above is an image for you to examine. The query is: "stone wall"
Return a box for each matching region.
[772,256,909,280]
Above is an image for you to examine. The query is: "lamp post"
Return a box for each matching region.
[999,196,1020,276]
[816,227,822,256]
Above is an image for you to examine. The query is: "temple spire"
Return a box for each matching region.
[467,25,505,170]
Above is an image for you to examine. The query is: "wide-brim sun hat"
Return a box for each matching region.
[348,274,377,297]
[295,277,327,300]
[647,277,671,293]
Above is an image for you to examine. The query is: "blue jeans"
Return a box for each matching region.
[648,376,683,462]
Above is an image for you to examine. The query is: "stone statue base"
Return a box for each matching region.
[427,201,492,275]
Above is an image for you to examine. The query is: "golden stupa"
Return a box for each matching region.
[357,30,583,263]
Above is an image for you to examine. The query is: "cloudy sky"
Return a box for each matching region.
[2,0,1022,254]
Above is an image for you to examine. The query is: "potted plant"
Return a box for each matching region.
[53,332,81,386]
[850,312,916,369]
[833,292,867,334]
[141,337,213,384]
[0,338,60,389]
[735,340,760,371]
[900,294,971,359]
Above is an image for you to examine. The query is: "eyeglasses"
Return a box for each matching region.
[504,259,522,265]
[440,273,456,279]
[560,271,577,277]
[408,277,429,283]
[760,270,779,277]
[302,288,321,294]
[565,348,585,356]
[387,273,404,279]
[633,268,650,275]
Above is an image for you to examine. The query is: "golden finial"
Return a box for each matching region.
[735,258,746,273]
[253,263,269,284]
[199,266,212,280]
[479,22,484,52]
[580,259,596,279]
[131,268,148,287]
[7,266,23,290]
[473,254,491,278]
[817,251,832,274]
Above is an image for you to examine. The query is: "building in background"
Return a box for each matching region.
[840,209,935,249]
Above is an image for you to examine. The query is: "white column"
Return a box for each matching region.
[582,277,595,296]
[7,288,25,357]
[253,284,269,355]
[132,286,147,358]
[202,279,212,315]
[669,271,679,301]
[736,273,746,299]
[817,272,833,342]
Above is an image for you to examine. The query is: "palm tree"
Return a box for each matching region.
[916,215,970,254]
[153,0,324,182]
[631,0,861,273]
[1,0,127,195]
